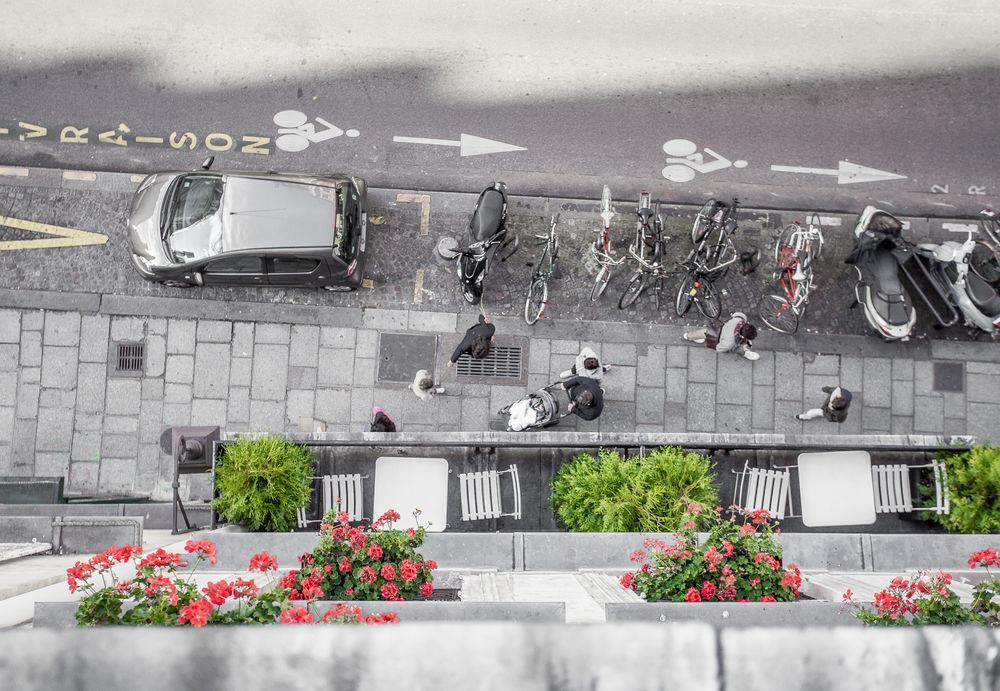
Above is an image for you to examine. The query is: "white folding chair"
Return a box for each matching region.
[871,460,950,514]
[731,459,795,519]
[296,473,367,528]
[458,465,522,521]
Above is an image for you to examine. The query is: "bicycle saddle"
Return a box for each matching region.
[637,207,656,226]
[470,188,505,242]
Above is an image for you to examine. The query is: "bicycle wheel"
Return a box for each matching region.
[697,280,722,319]
[970,242,1000,284]
[591,264,611,301]
[691,199,717,243]
[675,272,696,316]
[757,294,799,334]
[619,271,646,309]
[524,277,548,325]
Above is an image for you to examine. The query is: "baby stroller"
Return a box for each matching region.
[499,384,569,431]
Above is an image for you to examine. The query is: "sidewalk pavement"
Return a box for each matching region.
[0,290,997,500]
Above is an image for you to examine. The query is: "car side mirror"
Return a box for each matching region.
[200,156,215,171]
[192,272,204,286]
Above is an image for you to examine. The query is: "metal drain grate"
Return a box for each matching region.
[456,345,522,379]
[115,342,145,373]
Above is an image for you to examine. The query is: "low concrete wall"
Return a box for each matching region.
[0,502,211,530]
[869,534,997,571]
[1,625,997,690]
[778,533,866,571]
[605,601,861,627]
[521,532,677,571]
[0,516,142,554]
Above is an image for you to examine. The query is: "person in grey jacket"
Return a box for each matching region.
[682,311,760,361]
[797,386,853,422]
[559,346,612,381]
[410,369,445,401]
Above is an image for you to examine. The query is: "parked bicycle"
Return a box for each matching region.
[673,254,723,319]
[618,192,666,309]
[590,185,625,301]
[524,214,560,324]
[971,208,1000,284]
[756,220,825,334]
[689,197,741,279]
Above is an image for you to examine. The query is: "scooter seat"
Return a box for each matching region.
[873,290,913,326]
[470,189,505,242]
[870,250,905,295]
[966,269,1000,317]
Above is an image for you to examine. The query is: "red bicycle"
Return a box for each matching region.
[757,220,824,334]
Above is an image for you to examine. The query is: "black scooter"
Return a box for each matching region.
[451,182,518,305]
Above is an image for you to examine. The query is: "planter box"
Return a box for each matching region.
[605,601,862,627]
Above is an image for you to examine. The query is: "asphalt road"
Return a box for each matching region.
[1,1,999,214]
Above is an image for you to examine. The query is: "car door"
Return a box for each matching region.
[201,255,266,286]
[266,255,326,287]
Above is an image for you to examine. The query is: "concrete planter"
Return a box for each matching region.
[605,601,861,627]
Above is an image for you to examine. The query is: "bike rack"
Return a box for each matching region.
[897,252,960,328]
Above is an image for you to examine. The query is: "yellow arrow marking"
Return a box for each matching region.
[0,215,109,251]
[396,193,431,235]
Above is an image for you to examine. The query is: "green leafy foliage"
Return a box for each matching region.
[213,435,314,532]
[928,445,1000,534]
[550,446,719,532]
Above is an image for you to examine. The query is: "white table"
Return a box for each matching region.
[372,456,449,532]
[797,450,876,527]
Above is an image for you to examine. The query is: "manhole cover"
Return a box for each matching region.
[933,362,964,393]
[377,333,438,384]
[456,345,523,379]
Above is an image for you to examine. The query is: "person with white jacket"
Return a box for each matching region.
[682,311,760,361]
[559,346,612,381]
[410,369,444,401]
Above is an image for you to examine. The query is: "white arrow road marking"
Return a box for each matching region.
[393,133,526,157]
[770,161,907,185]
[942,223,978,233]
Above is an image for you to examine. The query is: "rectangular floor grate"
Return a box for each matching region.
[456,345,522,379]
[115,342,145,374]
[933,361,964,393]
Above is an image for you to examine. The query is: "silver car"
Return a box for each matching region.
[127,158,367,290]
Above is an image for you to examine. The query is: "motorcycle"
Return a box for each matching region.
[845,206,917,341]
[916,226,1000,338]
[449,182,518,305]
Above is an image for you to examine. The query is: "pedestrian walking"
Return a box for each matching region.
[448,313,496,365]
[370,406,397,432]
[410,369,445,401]
[796,386,853,422]
[562,375,604,422]
[559,345,612,381]
[682,311,760,361]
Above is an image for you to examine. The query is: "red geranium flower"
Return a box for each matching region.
[620,572,635,589]
[138,548,184,570]
[231,577,259,599]
[684,587,702,603]
[177,599,213,628]
[419,582,434,598]
[380,564,396,581]
[278,569,299,589]
[760,595,777,602]
[400,560,418,582]
[424,560,438,570]
[66,561,94,593]
[202,580,233,606]
[248,551,278,572]
[280,606,315,624]
[381,582,399,599]
[302,583,325,600]
[359,566,377,584]
[700,581,716,600]
[185,539,217,565]
[368,544,384,561]
[338,557,353,573]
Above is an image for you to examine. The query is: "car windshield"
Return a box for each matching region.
[164,175,224,262]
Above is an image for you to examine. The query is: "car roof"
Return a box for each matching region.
[222,176,338,251]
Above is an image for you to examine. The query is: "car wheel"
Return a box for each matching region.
[322,285,353,292]
[161,280,193,288]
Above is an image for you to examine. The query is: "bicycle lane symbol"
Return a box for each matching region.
[661,138,747,183]
[273,110,360,152]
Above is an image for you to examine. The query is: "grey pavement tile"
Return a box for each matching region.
[839,356,864,393]
[597,402,635,433]
[41,346,79,389]
[527,339,550,375]
[285,390,315,427]
[195,342,233,399]
[773,400,804,434]
[349,387,374,424]
[460,397,490,431]
[459,384,491,397]
[229,357,253,387]
[362,308,409,331]
[98,458,135,495]
[197,320,233,343]
[891,416,914,435]
[774,352,803,402]
[666,345,687,369]
[320,326,356,349]
[167,319,197,355]
[861,406,891,433]
[192,398,228,426]
[68,461,99,494]
[802,374,837,403]
[356,330,379,359]
[35,453,69,479]
[314,388,351,426]
[686,383,716,432]
[255,323,291,345]
[666,368,687,403]
[861,358,892,407]
[39,388,76,409]
[78,363,108,415]
[550,339,579,355]
[43,311,81,347]
[635,423,663,434]
[78,315,110,363]
[250,343,288,400]
[21,310,43,331]
[110,316,145,342]
[636,387,665,425]
[604,365,636,402]
[0,309,19,343]
[751,386,775,431]
[21,367,39,384]
[490,385,528,419]
[967,361,999,374]
[102,434,138,459]
[146,318,168,336]
[716,404,752,433]
[913,396,945,433]
[19,331,41,367]
[944,418,968,437]
[0,444,11,475]
[317,349,355,386]
[104,415,138,435]
[407,311,457,334]
[687,348,718,384]
[967,373,1000,404]
[663,401,687,432]
[136,445,161,477]
[371,388,406,421]
[891,358,914,381]
[803,354,839,376]
[717,357,753,405]
[35,407,74,452]
[401,393,438,426]
[636,346,666,387]
[105,379,142,417]
[751,351,774,386]
[15,382,39,420]
[249,400,285,432]
[165,354,195,384]
[231,322,255,357]
[0,371,15,405]
[141,378,164,401]
[435,395,464,431]
[12,420,37,472]
[914,361,938,398]
[289,325,320,367]
[139,401,164,443]
[74,413,103,432]
[353,358,377,387]
[802,417,845,436]
[606,342,637,366]
[891,379,915,416]
[144,334,166,377]
[0,406,12,444]
[164,383,193,405]
[287,366,317,390]
[527,372,549,392]
[227,387,251,424]
[943,392,965,420]
[0,344,18,372]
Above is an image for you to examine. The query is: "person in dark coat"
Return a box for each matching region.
[562,376,604,422]
[447,314,496,365]
[370,406,397,432]
[796,386,853,422]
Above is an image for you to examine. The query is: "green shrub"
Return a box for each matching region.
[550,446,719,532]
[928,445,1000,534]
[213,435,314,532]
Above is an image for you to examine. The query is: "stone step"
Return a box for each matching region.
[576,572,642,604]
[0,542,52,563]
